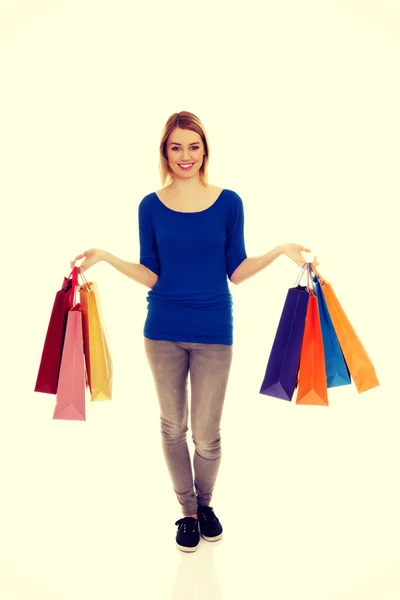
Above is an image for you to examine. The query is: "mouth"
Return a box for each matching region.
[178,163,195,171]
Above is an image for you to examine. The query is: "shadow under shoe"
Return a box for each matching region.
[175,517,200,552]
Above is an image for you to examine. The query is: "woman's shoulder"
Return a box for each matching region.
[221,187,244,206]
[138,190,157,210]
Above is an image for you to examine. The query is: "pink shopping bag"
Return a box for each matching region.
[53,268,86,421]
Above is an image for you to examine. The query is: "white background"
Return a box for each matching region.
[1,1,399,598]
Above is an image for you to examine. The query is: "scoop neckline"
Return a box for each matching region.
[153,188,226,214]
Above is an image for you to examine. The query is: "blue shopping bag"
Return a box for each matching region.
[312,273,351,388]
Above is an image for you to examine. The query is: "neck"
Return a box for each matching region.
[168,175,208,196]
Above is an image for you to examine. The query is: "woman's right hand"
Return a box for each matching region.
[70,248,105,273]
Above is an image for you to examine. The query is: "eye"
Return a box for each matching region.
[172,146,200,151]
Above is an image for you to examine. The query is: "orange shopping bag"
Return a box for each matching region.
[296,266,328,406]
[312,267,379,394]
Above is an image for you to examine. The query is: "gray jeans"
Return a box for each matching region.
[144,337,233,516]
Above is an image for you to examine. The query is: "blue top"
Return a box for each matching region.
[138,188,247,345]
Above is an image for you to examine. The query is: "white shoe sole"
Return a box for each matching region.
[201,532,223,542]
[176,541,200,552]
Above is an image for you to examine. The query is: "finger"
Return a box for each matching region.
[71,256,86,269]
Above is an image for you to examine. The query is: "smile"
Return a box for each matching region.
[178,163,194,170]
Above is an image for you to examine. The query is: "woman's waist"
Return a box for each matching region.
[146,289,233,309]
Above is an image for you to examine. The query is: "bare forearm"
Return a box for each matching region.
[101,251,158,289]
[231,245,284,284]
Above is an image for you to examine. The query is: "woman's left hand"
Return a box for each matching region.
[279,243,319,269]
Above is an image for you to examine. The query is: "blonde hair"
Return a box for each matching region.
[158,111,210,188]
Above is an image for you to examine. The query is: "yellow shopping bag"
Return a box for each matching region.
[79,275,113,401]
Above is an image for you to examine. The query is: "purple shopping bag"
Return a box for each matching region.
[260,283,310,401]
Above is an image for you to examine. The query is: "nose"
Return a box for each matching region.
[181,146,194,160]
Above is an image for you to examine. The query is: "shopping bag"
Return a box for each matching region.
[79,275,112,402]
[34,275,73,394]
[260,266,310,400]
[53,268,86,421]
[312,274,351,388]
[312,267,379,394]
[296,292,329,406]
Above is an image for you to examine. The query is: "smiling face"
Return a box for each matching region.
[166,128,206,180]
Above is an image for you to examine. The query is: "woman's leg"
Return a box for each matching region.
[189,343,233,508]
[144,338,198,517]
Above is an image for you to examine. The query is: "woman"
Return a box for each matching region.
[71,111,316,553]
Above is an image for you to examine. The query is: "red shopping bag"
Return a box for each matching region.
[34,275,72,394]
[296,277,328,406]
[53,268,86,421]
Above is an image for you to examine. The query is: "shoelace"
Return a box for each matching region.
[175,517,199,533]
[198,508,218,523]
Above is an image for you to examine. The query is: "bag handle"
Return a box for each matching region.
[79,270,91,291]
[293,263,307,287]
[65,266,82,309]
[66,267,91,308]
[293,262,314,294]
[70,267,79,309]
[309,263,325,284]
[307,262,315,295]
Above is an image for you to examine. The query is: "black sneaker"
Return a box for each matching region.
[175,517,200,552]
[197,506,223,542]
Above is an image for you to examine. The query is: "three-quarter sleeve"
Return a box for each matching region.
[225,192,247,280]
[138,199,160,276]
